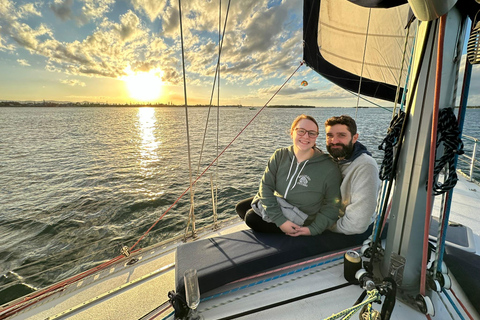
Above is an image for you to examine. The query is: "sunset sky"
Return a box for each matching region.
[0,0,479,107]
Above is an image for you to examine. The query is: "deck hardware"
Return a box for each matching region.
[126,258,139,265]
[415,294,435,316]
[389,253,405,286]
[121,245,131,257]
[359,304,381,320]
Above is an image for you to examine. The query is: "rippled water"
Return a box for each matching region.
[1,106,479,304]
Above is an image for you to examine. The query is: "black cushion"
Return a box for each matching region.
[443,245,480,315]
[175,226,376,296]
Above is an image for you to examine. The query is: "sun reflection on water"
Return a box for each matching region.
[137,107,159,177]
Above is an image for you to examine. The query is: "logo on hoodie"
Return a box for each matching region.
[297,175,311,187]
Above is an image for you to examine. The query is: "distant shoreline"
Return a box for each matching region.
[1,101,479,108]
[0,102,327,108]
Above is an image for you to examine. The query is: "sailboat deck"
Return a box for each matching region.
[2,174,480,320]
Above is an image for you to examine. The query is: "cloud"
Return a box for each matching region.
[12,23,52,51]
[50,0,115,25]
[61,79,86,86]
[240,3,289,55]
[115,10,144,42]
[130,0,164,22]
[81,0,115,22]
[2,0,305,98]
[50,0,74,22]
[32,9,154,78]
[0,1,53,51]
[18,3,42,18]
[159,4,179,36]
[17,59,31,66]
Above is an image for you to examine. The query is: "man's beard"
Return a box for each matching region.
[327,140,354,160]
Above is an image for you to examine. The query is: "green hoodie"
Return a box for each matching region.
[254,146,342,235]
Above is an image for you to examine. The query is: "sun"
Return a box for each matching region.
[121,66,164,102]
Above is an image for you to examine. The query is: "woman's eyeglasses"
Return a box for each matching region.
[295,128,319,138]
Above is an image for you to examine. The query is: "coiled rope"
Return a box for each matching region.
[429,107,464,195]
[378,111,406,181]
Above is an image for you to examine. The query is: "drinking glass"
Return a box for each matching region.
[184,269,203,319]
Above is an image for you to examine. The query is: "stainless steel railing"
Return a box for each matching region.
[458,134,480,182]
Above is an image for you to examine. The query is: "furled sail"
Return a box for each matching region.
[303,0,415,103]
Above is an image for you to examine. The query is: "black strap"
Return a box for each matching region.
[216,282,353,320]
[380,277,397,320]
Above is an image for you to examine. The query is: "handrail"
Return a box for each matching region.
[457,134,479,182]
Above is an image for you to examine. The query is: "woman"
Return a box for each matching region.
[236,114,342,236]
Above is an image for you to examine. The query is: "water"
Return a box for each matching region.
[1,106,480,304]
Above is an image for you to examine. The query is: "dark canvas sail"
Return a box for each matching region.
[303,0,415,103]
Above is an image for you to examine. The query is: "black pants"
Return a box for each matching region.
[235,197,282,233]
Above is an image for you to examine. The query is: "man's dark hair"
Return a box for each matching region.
[324,115,357,135]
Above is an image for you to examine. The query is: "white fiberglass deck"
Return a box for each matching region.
[1,174,479,320]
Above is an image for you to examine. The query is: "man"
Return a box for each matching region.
[324,115,380,235]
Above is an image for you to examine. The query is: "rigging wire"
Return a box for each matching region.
[434,22,473,274]
[344,90,391,112]
[392,19,414,116]
[1,213,184,292]
[128,61,305,252]
[214,0,225,227]
[193,0,232,228]
[196,0,232,175]
[177,0,197,239]
[374,23,418,237]
[397,21,419,115]
[0,253,127,318]
[369,20,433,273]
[354,8,372,120]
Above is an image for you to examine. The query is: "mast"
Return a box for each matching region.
[380,3,468,300]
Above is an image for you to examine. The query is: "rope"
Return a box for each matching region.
[428,107,464,195]
[421,14,446,297]
[440,289,466,320]
[324,289,381,320]
[378,111,406,181]
[368,20,433,274]
[434,40,474,272]
[450,288,475,320]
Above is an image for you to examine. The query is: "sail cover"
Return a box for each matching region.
[303,0,415,103]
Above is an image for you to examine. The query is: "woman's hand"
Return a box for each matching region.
[280,221,302,235]
[287,226,311,237]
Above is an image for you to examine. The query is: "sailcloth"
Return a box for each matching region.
[303,0,416,103]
